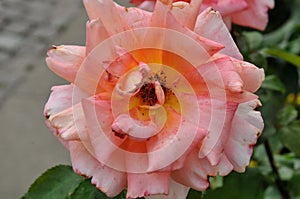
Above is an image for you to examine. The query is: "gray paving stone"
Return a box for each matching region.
[32,24,57,41]
[0,51,9,64]
[0,33,23,52]
[5,20,31,35]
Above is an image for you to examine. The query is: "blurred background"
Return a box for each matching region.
[0,0,130,198]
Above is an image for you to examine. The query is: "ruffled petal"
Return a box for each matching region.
[44,85,74,118]
[146,179,190,199]
[117,4,152,28]
[224,99,263,172]
[46,45,85,83]
[127,172,170,198]
[170,0,202,29]
[198,99,238,165]
[69,141,126,197]
[83,0,130,35]
[231,57,265,93]
[164,8,224,57]
[85,19,109,55]
[172,149,218,191]
[81,96,126,167]
[194,7,243,60]
[47,104,82,141]
[138,1,156,11]
[201,0,248,17]
[231,0,275,30]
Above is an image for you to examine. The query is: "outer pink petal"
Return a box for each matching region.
[201,0,248,17]
[146,179,190,199]
[231,57,265,93]
[194,58,255,104]
[69,141,126,197]
[138,1,156,11]
[44,84,86,149]
[172,149,218,191]
[46,45,85,83]
[194,7,243,60]
[86,19,109,55]
[116,4,152,28]
[170,0,202,29]
[83,0,130,35]
[81,96,126,166]
[231,0,275,30]
[47,104,83,141]
[216,154,234,176]
[127,172,170,198]
[224,99,263,172]
[44,85,74,118]
[164,9,224,58]
[199,100,238,165]
[44,84,89,141]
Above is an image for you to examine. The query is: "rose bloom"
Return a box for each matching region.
[131,0,275,30]
[44,0,264,198]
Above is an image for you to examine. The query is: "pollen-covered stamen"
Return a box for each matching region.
[133,70,167,107]
[138,83,158,106]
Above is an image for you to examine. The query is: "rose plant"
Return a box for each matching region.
[26,0,300,198]
[38,0,265,198]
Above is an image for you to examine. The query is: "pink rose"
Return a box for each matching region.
[44,0,264,198]
[131,0,275,30]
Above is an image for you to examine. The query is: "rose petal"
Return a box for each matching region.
[81,96,126,166]
[172,149,218,191]
[69,141,126,197]
[83,0,130,35]
[231,0,275,30]
[224,99,263,172]
[46,45,85,83]
[127,172,170,198]
[195,7,243,60]
[117,4,152,28]
[201,0,248,17]
[146,179,190,199]
[171,0,202,29]
[44,85,74,118]
[86,19,109,55]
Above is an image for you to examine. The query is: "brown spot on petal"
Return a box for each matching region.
[112,129,126,139]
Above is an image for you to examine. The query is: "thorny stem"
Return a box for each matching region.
[264,140,291,199]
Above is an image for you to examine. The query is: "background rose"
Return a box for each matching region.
[43,0,264,198]
[130,0,275,30]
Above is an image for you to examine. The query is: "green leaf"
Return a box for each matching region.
[187,189,203,199]
[22,165,85,199]
[67,179,99,199]
[278,166,294,181]
[68,178,126,199]
[262,75,286,93]
[276,105,298,126]
[248,52,268,70]
[200,169,264,199]
[243,31,263,51]
[279,121,300,157]
[289,172,300,197]
[264,48,300,68]
[263,186,281,199]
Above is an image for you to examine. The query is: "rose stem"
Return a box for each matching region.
[264,139,291,199]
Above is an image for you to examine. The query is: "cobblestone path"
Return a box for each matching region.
[0,0,82,106]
